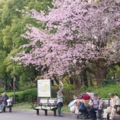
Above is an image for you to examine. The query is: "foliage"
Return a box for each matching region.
[78,84,120,98]
[13,0,120,85]
[0,0,52,90]
[102,80,116,86]
[0,87,5,94]
[13,88,37,103]
[19,82,36,91]
[6,84,75,104]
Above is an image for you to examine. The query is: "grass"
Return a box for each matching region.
[62,105,70,112]
[13,102,70,112]
[13,102,34,110]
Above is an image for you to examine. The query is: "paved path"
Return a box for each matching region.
[0,109,120,120]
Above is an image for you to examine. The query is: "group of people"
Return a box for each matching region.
[71,92,120,120]
[55,81,120,120]
[88,93,120,120]
[0,92,9,112]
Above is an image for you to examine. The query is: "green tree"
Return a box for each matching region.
[0,0,52,90]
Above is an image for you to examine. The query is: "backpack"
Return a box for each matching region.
[78,102,86,112]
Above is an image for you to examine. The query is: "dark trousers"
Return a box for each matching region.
[57,102,63,116]
[88,107,102,119]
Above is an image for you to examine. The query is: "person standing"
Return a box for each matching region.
[56,81,64,117]
[103,93,120,120]
[88,94,103,120]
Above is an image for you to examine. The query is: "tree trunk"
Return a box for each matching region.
[69,76,74,84]
[53,75,59,85]
[95,67,107,85]
[82,69,88,87]
[87,58,108,86]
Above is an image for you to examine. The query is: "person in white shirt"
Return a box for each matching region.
[103,93,120,120]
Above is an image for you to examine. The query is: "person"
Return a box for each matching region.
[103,93,120,120]
[0,101,5,112]
[0,92,9,112]
[88,94,103,120]
[56,81,64,117]
[1,92,9,105]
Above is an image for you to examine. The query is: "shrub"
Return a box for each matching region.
[8,88,37,103]
[0,88,5,94]
[77,84,120,99]
[102,80,116,86]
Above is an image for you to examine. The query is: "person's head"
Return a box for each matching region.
[55,86,60,92]
[108,93,115,98]
[3,92,6,96]
[94,94,98,99]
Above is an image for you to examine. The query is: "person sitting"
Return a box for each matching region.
[0,92,9,112]
[1,92,9,105]
[103,93,120,120]
[88,94,103,120]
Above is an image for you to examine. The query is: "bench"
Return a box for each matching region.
[3,97,13,112]
[103,99,110,108]
[35,98,58,116]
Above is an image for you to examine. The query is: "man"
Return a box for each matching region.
[88,94,103,120]
[103,93,120,120]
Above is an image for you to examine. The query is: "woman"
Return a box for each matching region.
[56,81,64,117]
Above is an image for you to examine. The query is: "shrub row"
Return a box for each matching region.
[78,84,120,98]
[7,84,75,104]
[5,83,120,104]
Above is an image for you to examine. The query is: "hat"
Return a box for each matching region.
[108,93,115,96]
[94,94,98,96]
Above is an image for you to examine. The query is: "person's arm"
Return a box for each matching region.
[57,81,64,94]
[88,99,93,107]
[115,96,120,105]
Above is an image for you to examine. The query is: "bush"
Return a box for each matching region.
[102,80,116,86]
[63,84,75,104]
[7,84,75,104]
[0,88,5,94]
[77,84,120,99]
[8,88,37,103]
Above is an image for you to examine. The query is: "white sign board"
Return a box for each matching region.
[37,79,51,97]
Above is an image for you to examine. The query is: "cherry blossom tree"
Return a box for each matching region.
[12,0,120,85]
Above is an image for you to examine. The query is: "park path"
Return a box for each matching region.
[0,109,119,120]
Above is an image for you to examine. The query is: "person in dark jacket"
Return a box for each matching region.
[2,92,9,105]
[0,92,9,112]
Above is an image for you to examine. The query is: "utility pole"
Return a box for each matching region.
[13,76,16,104]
